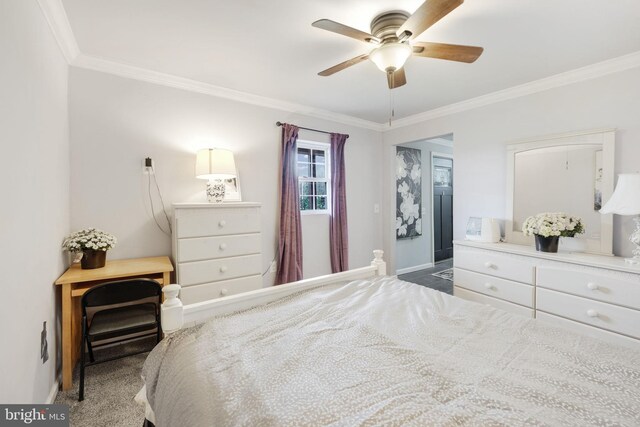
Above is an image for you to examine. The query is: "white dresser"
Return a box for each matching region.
[454,240,640,347]
[172,203,263,304]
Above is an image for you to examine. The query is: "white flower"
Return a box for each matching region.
[396,217,402,230]
[397,181,409,197]
[398,223,407,236]
[62,228,117,253]
[400,195,420,226]
[522,212,584,238]
[410,165,421,183]
[415,219,422,234]
[396,154,407,180]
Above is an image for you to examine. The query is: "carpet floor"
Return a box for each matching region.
[55,338,154,427]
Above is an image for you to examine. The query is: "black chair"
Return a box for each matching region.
[79,278,162,401]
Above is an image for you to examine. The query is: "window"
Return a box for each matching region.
[297,141,330,213]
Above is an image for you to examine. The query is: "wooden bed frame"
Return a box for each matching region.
[160,250,387,334]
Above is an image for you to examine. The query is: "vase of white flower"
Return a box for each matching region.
[534,235,560,253]
[81,249,107,269]
[522,213,584,253]
[62,228,117,269]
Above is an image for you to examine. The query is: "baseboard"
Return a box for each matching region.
[46,380,59,404]
[396,263,434,275]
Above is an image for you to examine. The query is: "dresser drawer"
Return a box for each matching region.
[454,287,534,318]
[179,254,262,286]
[454,248,534,284]
[175,207,260,238]
[537,266,640,310]
[179,275,262,305]
[178,233,261,262]
[536,312,640,350]
[454,268,533,307]
[537,288,640,339]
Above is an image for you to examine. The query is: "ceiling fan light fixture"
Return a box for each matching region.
[370,42,412,72]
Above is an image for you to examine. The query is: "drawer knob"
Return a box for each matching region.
[586,309,599,318]
[220,288,228,296]
[219,266,228,273]
[218,220,226,228]
[484,262,495,269]
[219,243,227,251]
[586,282,599,291]
[484,283,494,290]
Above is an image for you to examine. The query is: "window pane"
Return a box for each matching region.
[313,164,326,178]
[315,196,327,210]
[299,181,313,196]
[297,148,310,163]
[312,150,325,164]
[300,196,312,210]
[297,163,310,178]
[315,182,327,196]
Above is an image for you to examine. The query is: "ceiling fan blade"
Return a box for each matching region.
[387,68,407,89]
[397,0,464,40]
[312,19,379,44]
[318,53,370,76]
[412,42,483,63]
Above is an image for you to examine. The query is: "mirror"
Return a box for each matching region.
[506,129,615,255]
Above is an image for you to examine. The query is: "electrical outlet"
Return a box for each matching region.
[269,260,277,273]
[41,321,49,364]
[143,157,154,174]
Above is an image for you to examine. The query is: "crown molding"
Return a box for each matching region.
[37,0,80,63]
[386,50,640,131]
[72,54,385,132]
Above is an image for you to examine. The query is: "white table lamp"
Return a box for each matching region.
[600,173,640,264]
[195,148,237,203]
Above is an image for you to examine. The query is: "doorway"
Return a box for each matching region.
[432,154,453,263]
[392,136,453,294]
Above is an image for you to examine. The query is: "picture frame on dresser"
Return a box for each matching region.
[505,128,615,255]
[223,176,241,202]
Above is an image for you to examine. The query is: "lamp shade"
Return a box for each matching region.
[600,173,640,215]
[195,148,236,180]
[370,42,412,72]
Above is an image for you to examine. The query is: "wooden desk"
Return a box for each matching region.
[55,256,173,391]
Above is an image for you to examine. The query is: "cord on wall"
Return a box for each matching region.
[262,257,277,277]
[146,160,172,236]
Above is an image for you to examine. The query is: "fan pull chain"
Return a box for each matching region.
[389,80,395,126]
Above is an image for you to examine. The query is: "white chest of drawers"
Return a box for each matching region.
[454,240,640,348]
[173,203,263,304]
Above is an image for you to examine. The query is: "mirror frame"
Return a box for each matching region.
[506,128,615,255]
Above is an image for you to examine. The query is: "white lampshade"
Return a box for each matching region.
[195,148,236,180]
[370,42,412,72]
[600,173,640,215]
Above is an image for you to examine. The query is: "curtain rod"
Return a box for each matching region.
[276,121,349,139]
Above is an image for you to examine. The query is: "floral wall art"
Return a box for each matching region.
[396,147,422,239]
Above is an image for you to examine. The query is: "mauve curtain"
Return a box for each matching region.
[275,124,303,285]
[329,132,349,273]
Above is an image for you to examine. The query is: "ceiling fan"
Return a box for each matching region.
[312,0,483,89]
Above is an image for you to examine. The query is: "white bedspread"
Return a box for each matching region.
[142,277,640,426]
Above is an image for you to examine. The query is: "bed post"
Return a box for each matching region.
[371,250,386,276]
[161,284,184,334]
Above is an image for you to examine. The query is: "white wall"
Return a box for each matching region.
[383,67,640,270]
[68,68,383,285]
[395,140,453,272]
[0,1,69,403]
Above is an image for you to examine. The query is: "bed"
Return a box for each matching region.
[137,251,640,426]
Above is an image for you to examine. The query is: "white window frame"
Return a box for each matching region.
[297,140,331,215]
